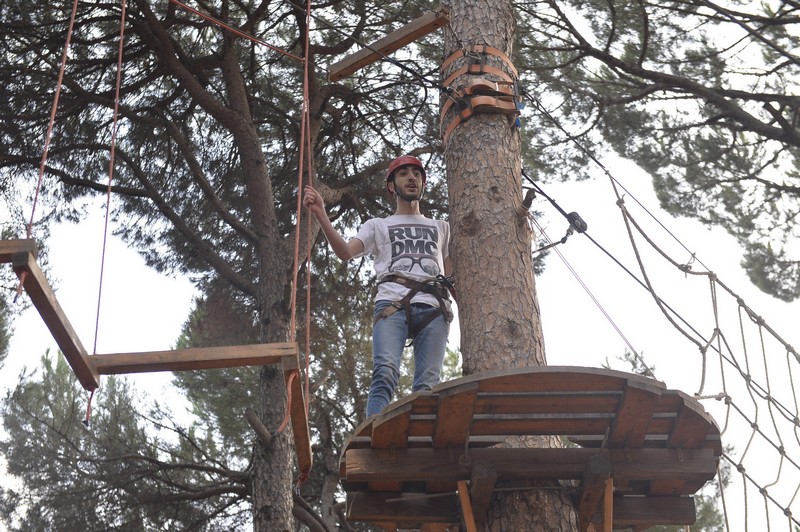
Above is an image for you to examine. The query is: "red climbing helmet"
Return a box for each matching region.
[386,155,426,195]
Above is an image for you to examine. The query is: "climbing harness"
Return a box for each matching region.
[374,274,456,340]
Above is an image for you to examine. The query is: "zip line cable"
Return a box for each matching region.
[528,214,654,378]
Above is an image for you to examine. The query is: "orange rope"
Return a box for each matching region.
[15,0,81,301]
[275,370,297,434]
[92,0,128,356]
[169,0,304,62]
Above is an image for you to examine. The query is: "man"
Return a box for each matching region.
[303,155,454,418]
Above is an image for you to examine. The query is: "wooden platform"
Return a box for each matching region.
[340,366,721,531]
[2,239,312,474]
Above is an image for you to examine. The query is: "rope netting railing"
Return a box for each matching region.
[619,200,800,530]
[534,178,800,530]
[524,88,800,529]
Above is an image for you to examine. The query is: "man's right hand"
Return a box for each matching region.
[303,185,325,218]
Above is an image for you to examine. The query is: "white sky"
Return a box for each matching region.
[2,156,798,529]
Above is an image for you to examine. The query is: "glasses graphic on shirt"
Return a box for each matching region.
[390,255,440,276]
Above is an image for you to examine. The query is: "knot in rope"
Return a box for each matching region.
[736,463,746,473]
[296,469,310,488]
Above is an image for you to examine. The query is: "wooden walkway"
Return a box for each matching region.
[340,366,721,531]
[2,239,312,474]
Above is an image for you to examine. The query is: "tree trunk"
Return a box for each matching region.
[218,43,297,532]
[443,0,578,529]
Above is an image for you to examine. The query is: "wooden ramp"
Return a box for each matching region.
[340,366,721,531]
[2,239,312,474]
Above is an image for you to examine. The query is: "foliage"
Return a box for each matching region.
[0,351,251,531]
[513,0,800,300]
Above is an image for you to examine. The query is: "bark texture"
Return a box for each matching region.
[443,0,578,529]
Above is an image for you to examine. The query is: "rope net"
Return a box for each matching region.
[532,174,800,530]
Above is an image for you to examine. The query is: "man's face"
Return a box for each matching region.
[391,165,424,201]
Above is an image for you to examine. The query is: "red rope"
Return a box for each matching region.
[92,0,128,356]
[82,388,96,427]
[15,0,81,301]
[169,0,303,62]
[301,0,314,423]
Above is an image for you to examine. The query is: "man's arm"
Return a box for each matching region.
[303,185,365,260]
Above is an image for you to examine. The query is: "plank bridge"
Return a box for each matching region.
[1,239,311,474]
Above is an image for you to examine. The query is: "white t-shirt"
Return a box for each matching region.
[354,214,450,306]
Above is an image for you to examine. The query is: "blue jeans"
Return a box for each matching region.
[365,300,449,418]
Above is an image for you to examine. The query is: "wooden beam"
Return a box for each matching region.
[328,7,450,81]
[457,480,477,532]
[347,491,460,523]
[350,492,695,528]
[602,478,613,532]
[611,495,696,526]
[577,453,611,531]
[370,403,413,492]
[607,379,662,446]
[344,447,717,487]
[434,381,478,447]
[11,250,99,391]
[285,360,313,476]
[91,343,298,374]
[0,238,37,263]
[469,461,496,527]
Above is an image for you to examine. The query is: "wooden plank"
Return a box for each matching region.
[433,382,478,447]
[457,480,477,532]
[469,461,496,527]
[328,7,450,81]
[348,492,695,527]
[12,250,99,391]
[0,239,37,262]
[611,495,696,526]
[91,343,297,374]
[607,379,662,447]
[434,366,664,395]
[347,491,460,523]
[474,392,622,415]
[285,366,313,477]
[344,447,716,486]
[650,393,715,496]
[420,524,454,532]
[577,453,611,531]
[667,393,713,448]
[370,403,413,492]
[602,478,613,532]
[469,414,614,436]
